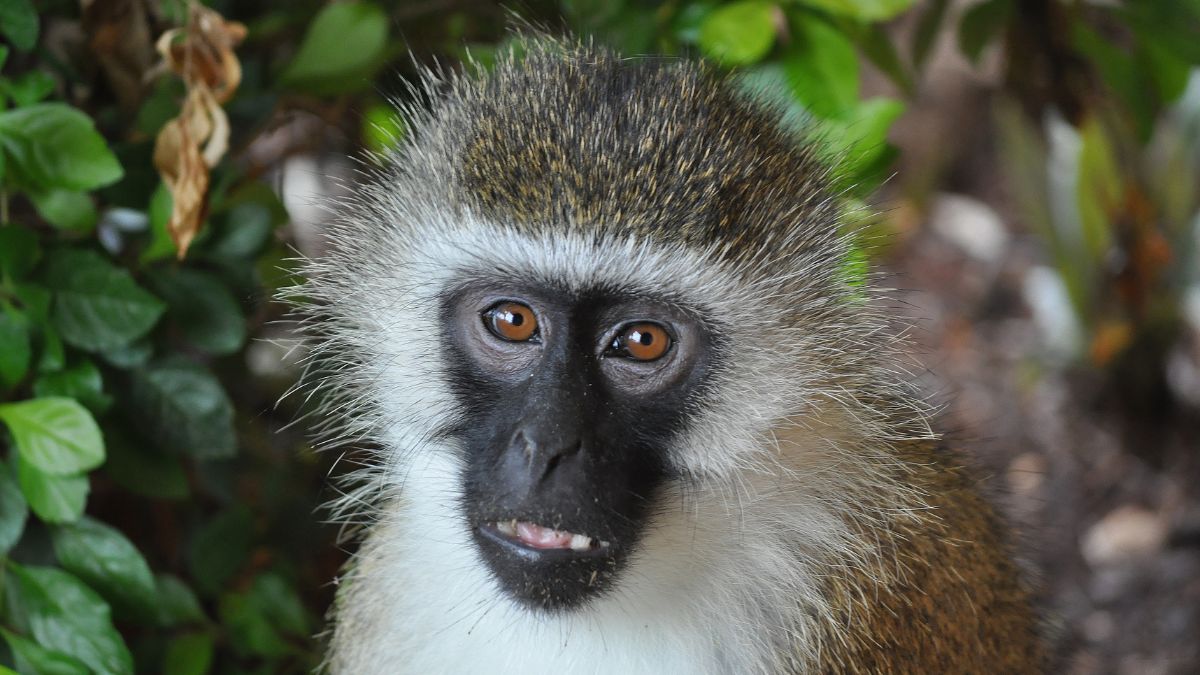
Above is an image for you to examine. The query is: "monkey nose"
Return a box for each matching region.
[508,427,583,484]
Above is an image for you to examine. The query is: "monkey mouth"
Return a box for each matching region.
[480,520,610,557]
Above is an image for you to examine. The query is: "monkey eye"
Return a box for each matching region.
[609,322,672,361]
[484,301,539,342]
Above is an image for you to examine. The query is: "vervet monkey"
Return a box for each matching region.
[295,40,1044,674]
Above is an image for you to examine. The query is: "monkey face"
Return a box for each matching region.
[439,281,715,611]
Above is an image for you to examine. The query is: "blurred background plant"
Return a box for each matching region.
[0,0,1197,673]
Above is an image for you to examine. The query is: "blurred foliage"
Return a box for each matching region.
[0,0,1197,672]
[979,1,1200,421]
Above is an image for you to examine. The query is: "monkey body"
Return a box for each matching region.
[298,42,1042,674]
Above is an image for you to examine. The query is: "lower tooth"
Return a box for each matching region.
[569,534,592,551]
[496,521,516,536]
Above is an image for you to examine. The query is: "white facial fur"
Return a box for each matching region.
[296,209,933,674]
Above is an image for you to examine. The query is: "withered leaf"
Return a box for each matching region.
[151,2,245,259]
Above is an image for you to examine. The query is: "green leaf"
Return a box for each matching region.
[0,103,122,191]
[1,70,55,106]
[1076,117,1119,263]
[204,202,273,261]
[817,96,905,185]
[141,182,178,263]
[149,268,246,356]
[28,189,98,232]
[218,590,290,658]
[33,360,112,414]
[100,339,153,369]
[249,572,310,637]
[15,458,88,523]
[362,101,407,157]
[0,0,37,52]
[958,0,1010,64]
[0,627,89,675]
[51,517,157,616]
[698,1,777,66]
[0,397,104,474]
[37,323,66,372]
[3,563,134,675]
[0,461,28,553]
[782,12,860,119]
[163,632,214,675]
[128,361,236,459]
[0,224,39,280]
[795,0,917,21]
[852,23,914,97]
[103,426,188,500]
[0,310,31,388]
[280,1,389,94]
[912,0,949,70]
[1120,1,1200,65]
[188,506,253,596]
[43,249,165,352]
[153,574,206,627]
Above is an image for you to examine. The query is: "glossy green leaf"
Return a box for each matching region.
[3,563,134,675]
[796,0,916,21]
[29,189,98,232]
[0,310,31,388]
[0,397,104,474]
[0,0,37,52]
[0,224,39,280]
[0,461,28,553]
[959,0,1010,64]
[205,202,274,260]
[15,458,88,523]
[163,632,215,675]
[149,268,246,356]
[0,627,89,675]
[280,2,389,94]
[0,103,122,191]
[188,506,253,596]
[51,516,157,614]
[33,360,112,414]
[43,249,165,352]
[783,13,860,119]
[100,339,153,369]
[128,361,236,459]
[698,1,777,66]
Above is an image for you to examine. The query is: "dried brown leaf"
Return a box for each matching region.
[151,2,244,259]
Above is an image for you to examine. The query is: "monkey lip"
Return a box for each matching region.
[481,520,610,555]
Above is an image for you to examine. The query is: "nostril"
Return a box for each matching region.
[538,439,582,481]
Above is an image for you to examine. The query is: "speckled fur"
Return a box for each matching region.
[292,39,1044,674]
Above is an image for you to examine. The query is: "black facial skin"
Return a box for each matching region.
[440,281,714,612]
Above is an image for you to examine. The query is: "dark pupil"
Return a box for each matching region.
[507,311,524,326]
[634,330,652,345]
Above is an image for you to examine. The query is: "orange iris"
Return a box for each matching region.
[488,302,538,341]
